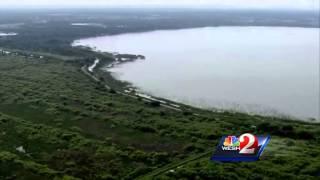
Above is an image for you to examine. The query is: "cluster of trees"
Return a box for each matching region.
[0,10,319,179]
[0,10,318,56]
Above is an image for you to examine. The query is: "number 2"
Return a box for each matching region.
[239,133,258,154]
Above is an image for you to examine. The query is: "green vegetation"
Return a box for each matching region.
[0,50,319,179]
[0,9,319,180]
[0,10,318,55]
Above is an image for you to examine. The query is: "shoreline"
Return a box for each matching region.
[1,45,319,123]
[72,44,192,112]
[82,63,185,112]
[83,54,319,123]
[72,27,319,122]
[71,25,319,44]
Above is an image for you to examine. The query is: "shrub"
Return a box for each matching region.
[150,101,161,107]
[274,125,295,137]
[159,111,166,116]
[257,122,279,133]
[183,111,193,116]
[296,131,315,140]
[134,125,157,133]
[109,89,116,94]
[136,108,144,114]
[124,167,151,179]
[183,144,204,153]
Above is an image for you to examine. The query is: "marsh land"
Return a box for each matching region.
[0,9,319,179]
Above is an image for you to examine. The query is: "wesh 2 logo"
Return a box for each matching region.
[222,133,258,154]
[211,133,270,162]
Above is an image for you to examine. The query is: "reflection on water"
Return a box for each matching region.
[74,27,320,120]
[0,32,17,36]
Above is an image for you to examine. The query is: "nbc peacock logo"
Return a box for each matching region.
[222,136,240,151]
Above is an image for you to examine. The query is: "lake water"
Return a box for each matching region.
[0,32,17,36]
[74,27,320,120]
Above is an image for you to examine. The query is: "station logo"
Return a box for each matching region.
[211,133,270,162]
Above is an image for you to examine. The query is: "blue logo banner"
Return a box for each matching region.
[211,133,271,162]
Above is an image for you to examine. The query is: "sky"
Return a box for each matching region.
[0,0,319,10]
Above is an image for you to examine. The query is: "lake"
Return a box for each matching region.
[74,26,320,120]
[0,32,17,36]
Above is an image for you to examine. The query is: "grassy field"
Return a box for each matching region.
[0,50,319,180]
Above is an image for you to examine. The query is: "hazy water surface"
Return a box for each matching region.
[74,27,320,120]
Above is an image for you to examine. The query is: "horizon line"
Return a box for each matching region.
[0,6,319,11]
